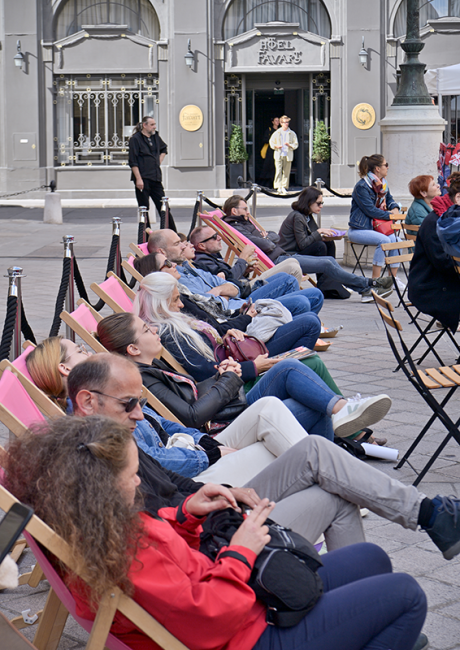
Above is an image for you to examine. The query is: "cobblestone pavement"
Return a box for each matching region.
[1,209,460,650]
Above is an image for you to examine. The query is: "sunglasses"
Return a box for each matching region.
[90,390,148,413]
[160,259,174,271]
[198,233,219,244]
[315,200,324,206]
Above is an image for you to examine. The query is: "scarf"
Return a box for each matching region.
[365,172,388,211]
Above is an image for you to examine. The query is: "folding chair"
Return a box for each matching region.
[90,274,135,314]
[401,223,420,242]
[380,240,413,305]
[122,255,143,284]
[0,485,189,650]
[60,300,107,354]
[129,241,149,258]
[11,345,35,383]
[372,290,460,485]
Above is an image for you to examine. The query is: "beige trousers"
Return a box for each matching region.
[274,157,292,189]
[250,257,303,285]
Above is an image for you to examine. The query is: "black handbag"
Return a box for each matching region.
[200,508,323,627]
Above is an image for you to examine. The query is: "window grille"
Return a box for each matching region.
[53,74,159,167]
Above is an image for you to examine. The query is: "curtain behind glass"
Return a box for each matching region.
[393,0,460,37]
[223,0,332,39]
[55,0,159,40]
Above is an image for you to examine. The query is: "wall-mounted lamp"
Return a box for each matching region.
[184,39,195,69]
[358,37,368,67]
[14,40,25,69]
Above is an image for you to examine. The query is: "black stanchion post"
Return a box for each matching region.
[6,266,24,360]
[315,178,325,227]
[138,207,148,244]
[161,197,170,230]
[251,183,259,221]
[112,217,122,277]
[63,236,76,342]
[197,190,203,227]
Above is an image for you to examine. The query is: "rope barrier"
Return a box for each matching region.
[257,185,303,199]
[244,189,254,202]
[202,196,222,210]
[49,257,71,337]
[20,299,36,345]
[323,184,352,199]
[187,200,200,238]
[0,184,48,199]
[0,295,18,361]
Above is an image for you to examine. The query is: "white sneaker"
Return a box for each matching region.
[279,187,287,194]
[332,394,392,438]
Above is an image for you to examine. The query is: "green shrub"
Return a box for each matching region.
[312,121,331,163]
[228,124,248,164]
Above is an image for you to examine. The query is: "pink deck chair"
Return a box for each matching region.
[200,210,275,270]
[24,532,131,650]
[11,345,34,384]
[0,368,46,437]
[90,275,134,313]
[60,301,106,354]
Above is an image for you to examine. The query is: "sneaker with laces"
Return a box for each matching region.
[425,495,460,560]
[361,284,393,303]
[332,394,392,438]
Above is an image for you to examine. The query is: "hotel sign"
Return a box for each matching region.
[258,38,302,65]
[179,105,203,132]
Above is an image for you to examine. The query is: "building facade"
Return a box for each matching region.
[0,0,459,199]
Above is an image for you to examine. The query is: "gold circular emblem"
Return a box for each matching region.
[352,103,376,130]
[179,105,203,132]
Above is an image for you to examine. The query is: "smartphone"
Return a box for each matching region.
[242,297,253,315]
[0,502,34,565]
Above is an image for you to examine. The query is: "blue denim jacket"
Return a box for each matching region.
[134,405,210,477]
[349,178,398,230]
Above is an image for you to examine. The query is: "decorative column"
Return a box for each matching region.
[379,0,445,201]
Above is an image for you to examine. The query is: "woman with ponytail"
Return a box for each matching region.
[348,155,403,299]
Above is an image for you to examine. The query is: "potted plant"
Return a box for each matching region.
[311,120,331,187]
[228,124,248,188]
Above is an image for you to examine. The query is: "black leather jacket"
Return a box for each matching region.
[137,359,244,430]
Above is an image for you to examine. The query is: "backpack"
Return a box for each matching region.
[199,508,323,627]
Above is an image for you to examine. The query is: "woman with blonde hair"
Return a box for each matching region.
[26,337,90,412]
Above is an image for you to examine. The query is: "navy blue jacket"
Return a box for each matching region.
[349,178,399,230]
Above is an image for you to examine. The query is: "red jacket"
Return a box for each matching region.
[431,194,453,217]
[71,500,267,650]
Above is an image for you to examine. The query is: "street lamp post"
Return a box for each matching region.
[392,0,431,105]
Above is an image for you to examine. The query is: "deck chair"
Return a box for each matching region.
[373,290,460,485]
[0,361,64,433]
[90,274,135,314]
[122,255,143,284]
[0,485,189,650]
[60,300,107,354]
[129,241,149,258]
[11,345,35,383]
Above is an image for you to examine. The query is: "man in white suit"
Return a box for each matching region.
[269,115,299,194]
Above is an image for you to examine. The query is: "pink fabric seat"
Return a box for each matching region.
[0,368,45,429]
[98,276,133,312]
[200,211,275,269]
[24,532,130,650]
[138,242,149,255]
[69,302,99,333]
[11,346,34,384]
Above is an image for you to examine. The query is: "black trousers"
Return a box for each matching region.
[134,178,165,217]
[299,239,336,258]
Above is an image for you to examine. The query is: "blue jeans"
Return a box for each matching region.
[253,543,426,650]
[266,313,321,356]
[347,229,401,268]
[251,273,324,315]
[277,255,370,293]
[246,358,340,440]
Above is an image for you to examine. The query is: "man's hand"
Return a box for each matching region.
[208,283,238,298]
[229,499,275,555]
[228,487,261,509]
[239,244,256,262]
[217,272,226,279]
[254,353,280,373]
[186,484,240,517]
[135,178,144,191]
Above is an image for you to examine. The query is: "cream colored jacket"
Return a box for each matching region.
[269,127,299,162]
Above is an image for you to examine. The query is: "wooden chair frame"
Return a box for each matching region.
[0,485,189,650]
[372,290,460,485]
[380,240,413,305]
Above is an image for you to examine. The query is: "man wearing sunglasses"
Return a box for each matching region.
[190,225,304,287]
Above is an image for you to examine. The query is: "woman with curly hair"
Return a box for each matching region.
[26,337,91,412]
[3,415,427,650]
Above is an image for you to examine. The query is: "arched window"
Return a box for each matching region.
[223,0,331,40]
[55,0,160,41]
[394,0,460,37]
